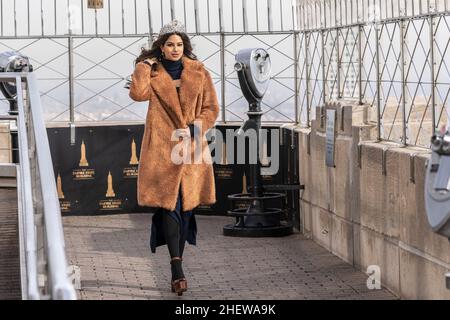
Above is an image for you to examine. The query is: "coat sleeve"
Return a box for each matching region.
[193,68,220,135]
[129,63,152,102]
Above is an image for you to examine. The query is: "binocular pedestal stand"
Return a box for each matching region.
[223,102,293,237]
[223,48,294,237]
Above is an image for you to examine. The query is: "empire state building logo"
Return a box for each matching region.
[57,172,72,212]
[57,173,65,199]
[73,139,95,180]
[123,137,139,178]
[105,171,116,198]
[79,140,89,167]
[129,138,139,165]
[99,170,122,211]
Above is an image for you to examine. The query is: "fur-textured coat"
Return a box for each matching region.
[129,56,219,212]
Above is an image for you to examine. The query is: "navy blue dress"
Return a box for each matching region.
[150,190,197,253]
[149,57,197,253]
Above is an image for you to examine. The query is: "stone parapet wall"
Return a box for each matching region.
[0,122,12,163]
[295,100,450,299]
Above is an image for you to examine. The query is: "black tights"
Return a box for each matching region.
[162,213,188,280]
[161,213,189,258]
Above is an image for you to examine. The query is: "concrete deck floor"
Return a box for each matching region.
[63,213,397,300]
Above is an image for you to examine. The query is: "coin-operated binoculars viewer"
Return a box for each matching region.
[425,127,450,289]
[0,51,33,114]
[223,48,293,237]
[0,51,33,163]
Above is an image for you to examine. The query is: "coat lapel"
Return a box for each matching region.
[150,56,205,127]
[179,57,205,120]
[150,62,185,127]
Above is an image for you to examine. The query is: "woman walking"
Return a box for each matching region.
[128,20,219,296]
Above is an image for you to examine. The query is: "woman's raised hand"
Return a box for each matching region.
[144,58,158,66]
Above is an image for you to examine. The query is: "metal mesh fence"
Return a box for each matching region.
[297,0,450,147]
[0,0,449,147]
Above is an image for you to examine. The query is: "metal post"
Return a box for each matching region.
[219,0,223,33]
[268,0,273,32]
[351,0,354,24]
[298,3,302,31]
[67,0,70,36]
[160,0,163,29]
[68,36,75,145]
[344,0,348,25]
[231,0,235,32]
[359,24,363,105]
[336,30,341,99]
[109,0,111,35]
[0,0,3,37]
[305,4,312,30]
[335,0,342,98]
[134,0,138,35]
[305,31,311,125]
[66,1,75,146]
[322,0,327,105]
[400,19,407,145]
[170,0,175,21]
[391,0,395,19]
[430,13,437,132]
[321,29,327,105]
[194,0,200,34]
[183,0,187,30]
[294,32,299,124]
[256,0,259,31]
[122,0,125,35]
[220,33,226,123]
[314,2,316,28]
[41,0,45,36]
[280,0,284,31]
[95,8,98,37]
[54,0,57,35]
[147,0,153,45]
[219,0,225,121]
[80,0,84,35]
[243,0,248,33]
[375,21,381,141]
[207,0,211,33]
[28,0,30,36]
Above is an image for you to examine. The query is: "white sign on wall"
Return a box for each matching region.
[325,109,336,168]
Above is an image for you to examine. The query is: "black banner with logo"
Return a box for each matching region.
[47,124,299,226]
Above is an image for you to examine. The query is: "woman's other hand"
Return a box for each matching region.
[143,58,158,66]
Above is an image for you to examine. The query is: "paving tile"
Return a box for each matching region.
[63,214,397,300]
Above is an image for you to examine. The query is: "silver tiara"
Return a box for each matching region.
[158,20,186,37]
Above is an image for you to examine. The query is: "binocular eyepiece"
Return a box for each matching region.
[0,51,33,73]
[0,51,33,102]
[234,48,271,104]
[431,130,450,155]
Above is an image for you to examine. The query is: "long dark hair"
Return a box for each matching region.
[135,32,197,66]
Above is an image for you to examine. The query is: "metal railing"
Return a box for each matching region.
[0,73,76,300]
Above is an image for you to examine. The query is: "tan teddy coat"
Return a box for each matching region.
[129,56,219,212]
